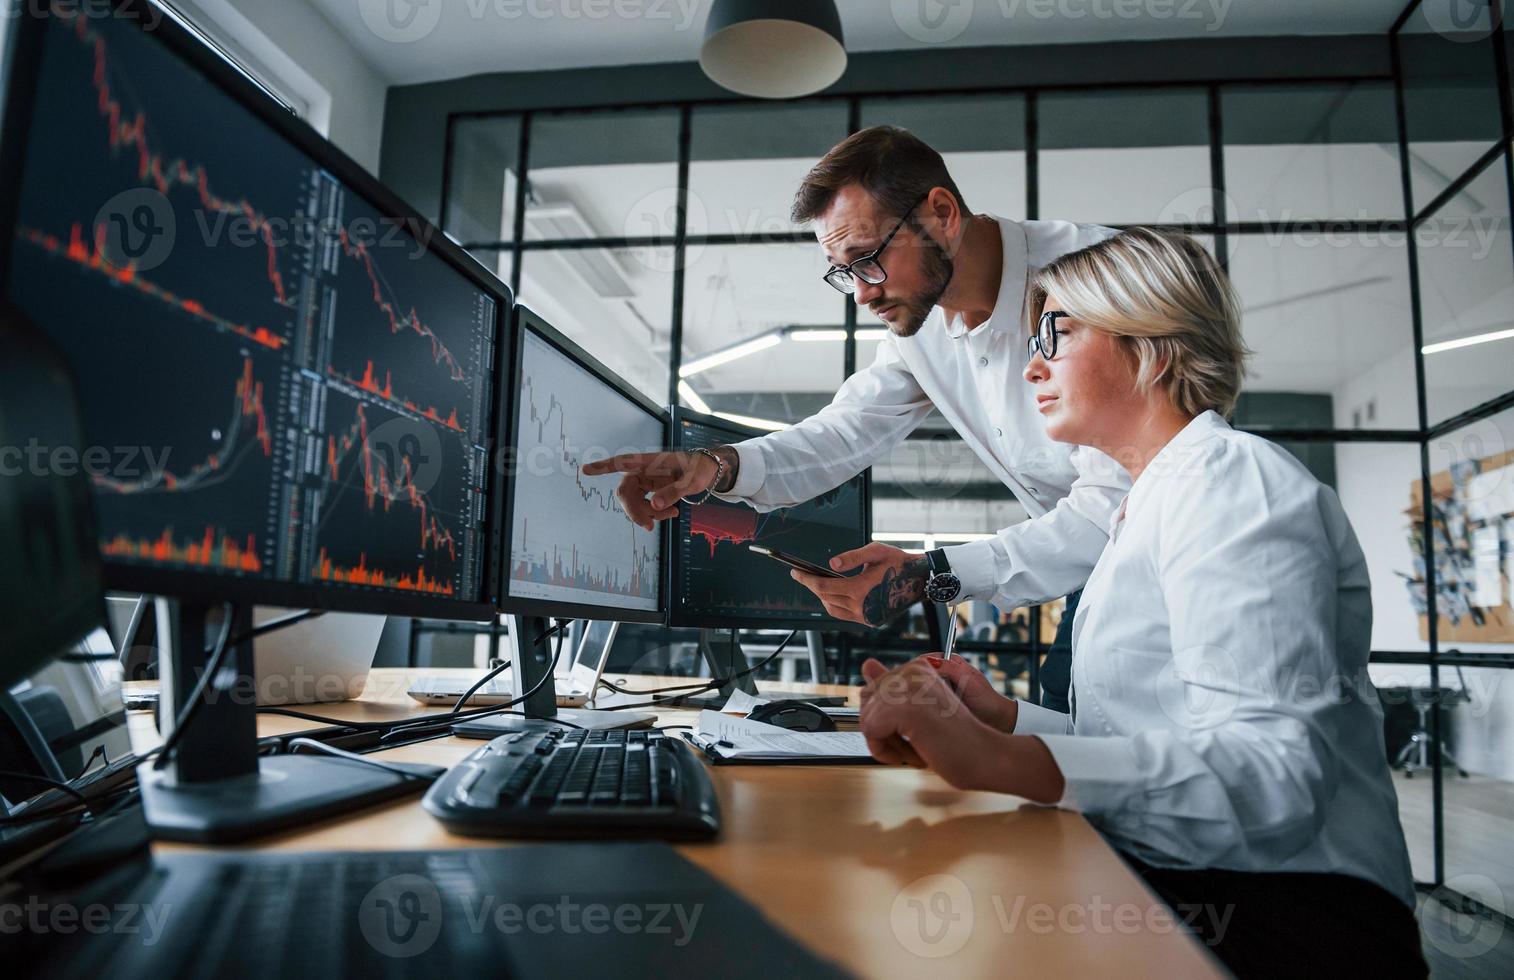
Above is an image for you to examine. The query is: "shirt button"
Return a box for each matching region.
[995,427,1003,437]
[978,356,989,367]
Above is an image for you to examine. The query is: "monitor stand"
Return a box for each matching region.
[664,630,845,709]
[136,599,427,843]
[460,616,653,735]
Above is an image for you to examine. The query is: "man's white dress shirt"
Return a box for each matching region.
[1015,411,1417,907]
[720,216,1129,608]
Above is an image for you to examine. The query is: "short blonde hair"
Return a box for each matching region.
[1026,229,1249,417]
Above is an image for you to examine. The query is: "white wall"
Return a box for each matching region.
[177,0,388,175]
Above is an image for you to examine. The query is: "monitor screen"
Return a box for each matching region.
[0,5,507,618]
[505,311,664,622]
[669,410,871,629]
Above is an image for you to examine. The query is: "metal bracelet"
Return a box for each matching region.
[681,447,727,505]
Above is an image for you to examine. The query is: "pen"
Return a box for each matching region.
[942,607,959,662]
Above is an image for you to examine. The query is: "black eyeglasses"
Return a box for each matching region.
[1028,310,1071,361]
[821,194,929,295]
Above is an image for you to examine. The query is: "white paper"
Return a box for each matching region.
[1506,520,1514,595]
[1466,465,1514,522]
[1471,525,1503,608]
[692,710,872,759]
[717,689,770,715]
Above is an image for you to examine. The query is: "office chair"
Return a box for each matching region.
[1394,660,1471,778]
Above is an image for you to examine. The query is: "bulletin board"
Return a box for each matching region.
[1407,449,1514,643]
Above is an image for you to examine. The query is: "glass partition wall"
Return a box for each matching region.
[437,0,1514,928]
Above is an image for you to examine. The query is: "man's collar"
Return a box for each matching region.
[941,215,1028,340]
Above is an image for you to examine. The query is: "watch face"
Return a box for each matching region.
[926,572,961,604]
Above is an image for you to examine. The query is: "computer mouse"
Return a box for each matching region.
[748,700,837,733]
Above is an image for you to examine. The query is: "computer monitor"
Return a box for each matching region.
[667,408,872,631]
[502,306,667,625]
[0,0,510,840]
[0,0,510,624]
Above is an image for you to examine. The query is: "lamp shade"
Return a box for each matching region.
[700,0,847,99]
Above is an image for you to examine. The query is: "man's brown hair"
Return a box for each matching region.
[791,126,969,226]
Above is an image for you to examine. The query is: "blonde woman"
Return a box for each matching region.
[857,229,1423,977]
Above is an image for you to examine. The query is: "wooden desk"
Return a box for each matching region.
[127,669,1220,978]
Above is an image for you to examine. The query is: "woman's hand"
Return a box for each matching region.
[859,658,1067,802]
[858,658,1003,790]
[918,654,1019,733]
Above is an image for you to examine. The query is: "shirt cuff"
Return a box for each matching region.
[1013,699,1073,736]
[942,540,996,602]
[1034,734,1136,814]
[715,439,768,500]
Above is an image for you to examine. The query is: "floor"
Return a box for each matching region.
[1393,770,1514,978]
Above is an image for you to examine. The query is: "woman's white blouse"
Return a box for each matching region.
[1013,411,1416,908]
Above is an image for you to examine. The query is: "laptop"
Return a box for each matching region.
[408,620,619,709]
[121,607,386,708]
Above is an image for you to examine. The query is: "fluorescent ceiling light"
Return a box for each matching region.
[787,327,891,343]
[677,381,712,415]
[713,411,789,432]
[1421,326,1514,355]
[678,333,782,377]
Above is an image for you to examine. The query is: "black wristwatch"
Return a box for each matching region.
[923,549,961,604]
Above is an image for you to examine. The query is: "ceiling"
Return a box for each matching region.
[311,0,1411,86]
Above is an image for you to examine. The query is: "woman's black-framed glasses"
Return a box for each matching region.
[821,194,929,295]
[1028,310,1071,361]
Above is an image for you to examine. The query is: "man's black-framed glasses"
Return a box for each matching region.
[821,194,929,295]
[1028,310,1071,361]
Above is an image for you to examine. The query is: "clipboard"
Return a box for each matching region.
[683,710,881,766]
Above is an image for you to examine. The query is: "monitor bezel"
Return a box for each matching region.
[499,305,670,626]
[0,0,513,622]
[664,406,873,632]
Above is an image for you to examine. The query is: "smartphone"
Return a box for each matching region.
[749,545,844,578]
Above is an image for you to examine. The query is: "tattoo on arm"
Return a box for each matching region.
[861,557,929,628]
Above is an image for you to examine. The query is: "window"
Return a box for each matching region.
[1398,0,1504,214]
[1415,152,1514,425]
[859,95,1027,220]
[1038,88,1210,226]
[678,243,844,425]
[1223,82,1403,222]
[524,109,682,244]
[688,102,848,237]
[445,115,521,248]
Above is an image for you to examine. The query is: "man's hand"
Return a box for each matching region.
[579,450,724,531]
[789,542,928,628]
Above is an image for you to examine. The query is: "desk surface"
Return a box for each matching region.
[127,669,1219,978]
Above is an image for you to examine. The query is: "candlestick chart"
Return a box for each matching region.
[4,9,497,604]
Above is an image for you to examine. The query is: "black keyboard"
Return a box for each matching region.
[422,728,720,840]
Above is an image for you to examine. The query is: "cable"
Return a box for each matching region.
[228,608,326,648]
[601,630,800,711]
[450,617,570,714]
[450,659,513,715]
[284,738,439,782]
[0,771,92,811]
[380,622,573,744]
[151,604,235,771]
[597,677,712,696]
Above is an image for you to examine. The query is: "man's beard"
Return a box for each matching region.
[873,234,954,338]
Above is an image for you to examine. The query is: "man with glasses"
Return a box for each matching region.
[583,126,1126,712]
